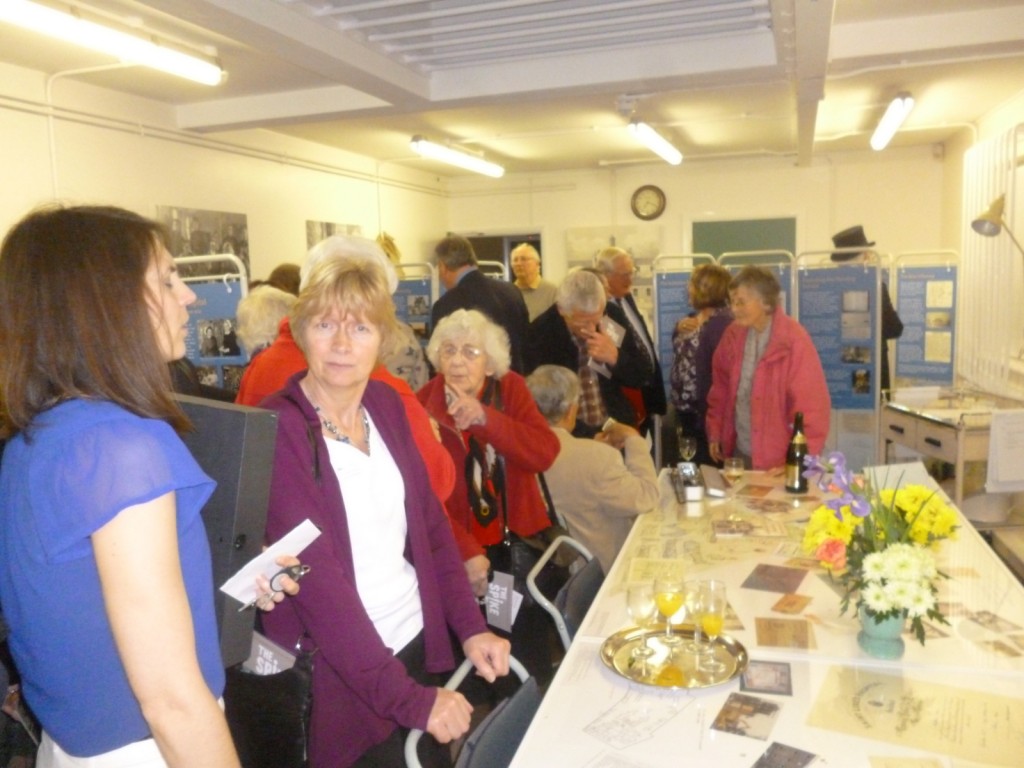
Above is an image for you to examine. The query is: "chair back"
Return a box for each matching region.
[404,656,533,768]
[554,557,605,641]
[526,535,602,650]
[453,676,541,768]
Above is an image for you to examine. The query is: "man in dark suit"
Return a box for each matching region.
[525,269,655,436]
[594,246,667,436]
[430,234,530,373]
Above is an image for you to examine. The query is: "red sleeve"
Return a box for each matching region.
[374,367,457,503]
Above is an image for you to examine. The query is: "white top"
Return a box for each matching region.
[324,411,423,652]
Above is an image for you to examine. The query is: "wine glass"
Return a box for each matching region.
[699,580,728,674]
[679,436,697,463]
[654,577,684,648]
[681,579,705,654]
[626,583,657,671]
[722,457,745,487]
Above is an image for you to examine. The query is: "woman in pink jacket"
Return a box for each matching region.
[706,266,830,470]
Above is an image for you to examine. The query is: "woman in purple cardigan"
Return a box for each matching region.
[260,257,510,768]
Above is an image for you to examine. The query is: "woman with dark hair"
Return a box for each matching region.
[261,259,509,768]
[0,205,297,768]
[706,266,830,471]
[668,263,733,466]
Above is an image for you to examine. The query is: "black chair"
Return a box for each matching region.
[404,656,538,768]
[526,535,605,650]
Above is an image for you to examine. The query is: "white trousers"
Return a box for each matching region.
[37,734,166,768]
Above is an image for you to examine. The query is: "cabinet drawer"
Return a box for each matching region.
[881,409,917,447]
[914,421,958,463]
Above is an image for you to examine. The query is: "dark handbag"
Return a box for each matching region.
[485,457,569,608]
[224,634,314,768]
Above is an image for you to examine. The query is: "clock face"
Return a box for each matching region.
[631,185,666,220]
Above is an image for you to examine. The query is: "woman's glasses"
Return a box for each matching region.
[439,343,483,361]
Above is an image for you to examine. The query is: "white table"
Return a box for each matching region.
[510,463,1024,768]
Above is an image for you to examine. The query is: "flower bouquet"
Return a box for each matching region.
[801,453,959,644]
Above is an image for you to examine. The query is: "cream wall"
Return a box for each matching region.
[444,146,947,283]
[0,62,446,282]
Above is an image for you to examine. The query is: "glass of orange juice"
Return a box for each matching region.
[699,579,728,673]
[654,576,684,647]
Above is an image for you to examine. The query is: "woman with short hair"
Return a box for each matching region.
[261,261,509,768]
[418,309,560,681]
[706,266,830,470]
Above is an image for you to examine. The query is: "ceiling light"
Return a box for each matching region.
[972,194,1024,258]
[409,136,504,178]
[870,93,914,151]
[628,120,682,165]
[0,0,223,86]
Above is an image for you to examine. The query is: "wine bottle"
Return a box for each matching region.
[784,411,808,493]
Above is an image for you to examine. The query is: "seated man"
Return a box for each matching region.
[526,365,659,574]
[525,268,654,436]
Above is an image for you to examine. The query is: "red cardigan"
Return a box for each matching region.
[417,372,560,558]
[235,318,456,503]
[705,308,831,469]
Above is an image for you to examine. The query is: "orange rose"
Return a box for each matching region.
[815,539,847,571]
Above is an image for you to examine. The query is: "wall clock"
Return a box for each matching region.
[630,185,666,221]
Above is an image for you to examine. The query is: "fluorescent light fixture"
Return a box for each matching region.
[410,136,504,178]
[628,120,682,165]
[0,0,223,85]
[972,194,1024,258]
[870,93,914,151]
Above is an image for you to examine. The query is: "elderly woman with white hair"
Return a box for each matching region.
[235,284,297,357]
[417,309,560,680]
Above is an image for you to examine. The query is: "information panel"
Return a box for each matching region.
[654,270,693,395]
[394,275,432,346]
[894,265,957,385]
[185,278,247,390]
[798,267,879,410]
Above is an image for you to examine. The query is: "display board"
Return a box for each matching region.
[894,262,958,385]
[179,255,248,391]
[797,265,880,410]
[394,264,434,347]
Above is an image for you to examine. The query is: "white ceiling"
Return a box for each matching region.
[2,0,1023,176]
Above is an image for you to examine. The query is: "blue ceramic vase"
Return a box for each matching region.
[857,605,906,659]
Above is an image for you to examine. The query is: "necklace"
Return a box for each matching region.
[314,404,371,451]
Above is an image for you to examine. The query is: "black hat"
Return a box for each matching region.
[831,225,875,262]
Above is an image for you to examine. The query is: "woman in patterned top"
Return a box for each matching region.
[669,263,732,466]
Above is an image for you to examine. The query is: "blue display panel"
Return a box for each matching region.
[394,275,433,346]
[654,270,693,396]
[798,267,879,410]
[185,278,247,390]
[894,265,957,385]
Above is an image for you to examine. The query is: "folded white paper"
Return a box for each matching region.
[220,519,320,606]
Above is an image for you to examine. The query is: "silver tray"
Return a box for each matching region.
[600,626,749,690]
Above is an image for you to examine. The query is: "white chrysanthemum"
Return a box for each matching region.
[881,544,921,582]
[862,582,891,613]
[862,551,887,581]
[883,578,915,610]
[904,583,936,618]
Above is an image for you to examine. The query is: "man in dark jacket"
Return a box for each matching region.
[594,246,667,435]
[525,269,655,437]
[430,234,530,373]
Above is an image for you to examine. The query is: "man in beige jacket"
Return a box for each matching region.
[526,365,659,573]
